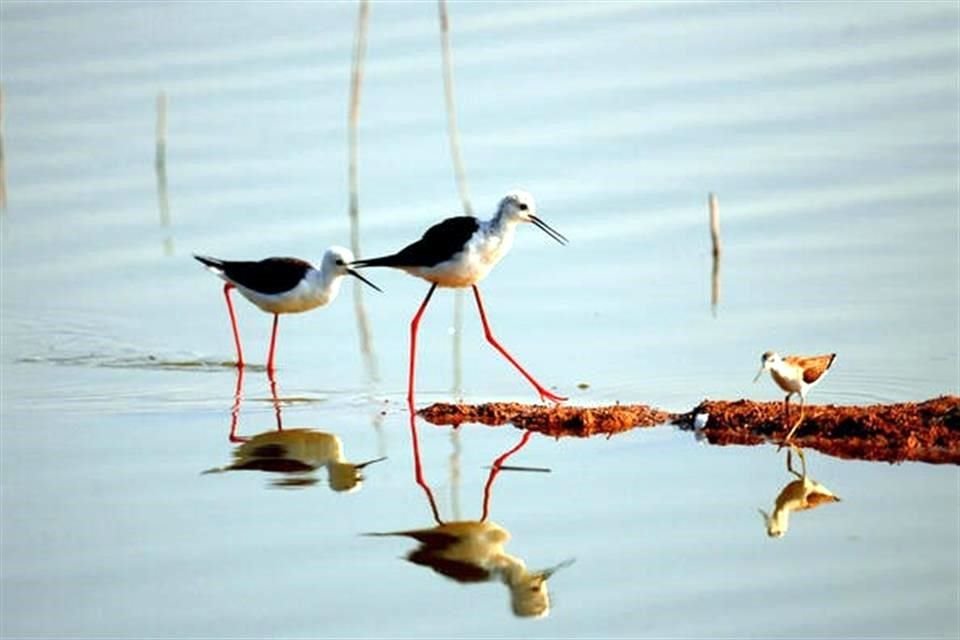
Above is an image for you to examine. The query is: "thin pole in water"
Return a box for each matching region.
[438,0,473,401]
[709,192,722,317]
[347,0,380,384]
[155,91,173,255]
[0,85,7,211]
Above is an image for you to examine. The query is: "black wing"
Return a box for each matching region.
[407,549,491,583]
[353,216,480,269]
[195,255,313,294]
[228,458,315,473]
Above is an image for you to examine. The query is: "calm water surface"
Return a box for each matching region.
[1,2,958,638]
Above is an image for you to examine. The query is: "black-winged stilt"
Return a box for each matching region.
[194,246,381,373]
[350,190,567,406]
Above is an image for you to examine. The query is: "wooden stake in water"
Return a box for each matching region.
[438,0,473,400]
[348,0,369,252]
[155,91,173,255]
[0,85,7,212]
[347,0,380,384]
[449,429,463,521]
[438,0,472,217]
[709,192,722,316]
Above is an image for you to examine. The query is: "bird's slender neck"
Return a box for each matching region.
[310,263,342,296]
[768,358,792,377]
[488,208,520,238]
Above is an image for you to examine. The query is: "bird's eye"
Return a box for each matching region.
[518,203,529,211]
[335,259,345,266]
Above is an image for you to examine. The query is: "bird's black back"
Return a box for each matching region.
[353,216,480,268]
[194,255,314,294]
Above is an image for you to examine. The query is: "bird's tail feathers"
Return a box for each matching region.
[194,255,224,270]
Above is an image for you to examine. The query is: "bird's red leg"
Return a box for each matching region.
[267,365,283,431]
[228,366,248,443]
[223,283,245,368]
[407,410,442,524]
[266,314,280,374]
[471,285,566,404]
[480,430,533,522]
[407,284,438,410]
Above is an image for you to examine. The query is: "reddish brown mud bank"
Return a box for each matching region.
[418,395,960,464]
[683,396,960,465]
[418,402,672,437]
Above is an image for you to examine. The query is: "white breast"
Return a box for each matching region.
[409,224,515,288]
[236,276,339,314]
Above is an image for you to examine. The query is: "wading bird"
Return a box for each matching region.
[350,191,567,407]
[194,247,381,372]
[754,351,836,443]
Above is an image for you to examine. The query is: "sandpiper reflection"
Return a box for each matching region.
[367,413,572,618]
[206,368,385,490]
[760,445,841,538]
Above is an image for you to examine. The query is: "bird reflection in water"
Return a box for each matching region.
[760,445,841,538]
[205,367,385,490]
[222,366,283,441]
[366,412,573,618]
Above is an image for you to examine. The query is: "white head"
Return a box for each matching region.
[327,456,387,493]
[506,557,574,618]
[495,190,567,245]
[753,350,782,382]
[322,246,381,291]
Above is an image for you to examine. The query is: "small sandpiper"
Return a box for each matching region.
[754,351,837,443]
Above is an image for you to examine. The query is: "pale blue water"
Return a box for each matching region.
[1,2,958,638]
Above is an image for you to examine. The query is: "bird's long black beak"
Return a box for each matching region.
[355,456,387,469]
[530,215,568,245]
[540,557,576,580]
[347,268,382,292]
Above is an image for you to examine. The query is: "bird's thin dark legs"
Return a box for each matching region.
[785,396,806,442]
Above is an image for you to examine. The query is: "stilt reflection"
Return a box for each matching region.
[366,412,573,618]
[207,368,385,490]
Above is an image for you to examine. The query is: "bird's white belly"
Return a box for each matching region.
[409,232,509,288]
[237,280,333,314]
[771,369,804,394]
